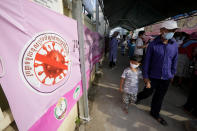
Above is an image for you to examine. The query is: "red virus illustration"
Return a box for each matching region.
[34,42,69,85]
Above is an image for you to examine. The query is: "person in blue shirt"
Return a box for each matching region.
[128,39,136,59]
[136,20,178,126]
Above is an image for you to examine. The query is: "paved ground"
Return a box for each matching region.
[85,49,194,131]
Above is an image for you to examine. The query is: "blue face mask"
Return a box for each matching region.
[163,32,174,40]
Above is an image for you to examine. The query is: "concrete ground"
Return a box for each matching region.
[84,49,194,131]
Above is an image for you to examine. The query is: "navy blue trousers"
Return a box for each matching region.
[137,78,170,118]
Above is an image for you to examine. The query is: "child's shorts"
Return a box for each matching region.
[122,92,137,104]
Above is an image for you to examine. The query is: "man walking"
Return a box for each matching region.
[136,20,178,125]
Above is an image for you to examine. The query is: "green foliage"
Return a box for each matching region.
[75,117,81,125]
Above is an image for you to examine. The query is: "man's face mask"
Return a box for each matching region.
[163,32,174,40]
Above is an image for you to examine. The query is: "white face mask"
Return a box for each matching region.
[177,40,183,45]
[130,63,139,68]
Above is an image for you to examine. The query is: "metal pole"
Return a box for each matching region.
[74,0,90,121]
[96,0,99,32]
[95,0,99,72]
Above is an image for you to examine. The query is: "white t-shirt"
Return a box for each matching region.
[122,40,127,46]
[134,37,144,56]
[121,67,142,95]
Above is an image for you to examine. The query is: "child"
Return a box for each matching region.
[119,56,150,113]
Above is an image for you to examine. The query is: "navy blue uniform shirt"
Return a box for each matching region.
[143,36,178,80]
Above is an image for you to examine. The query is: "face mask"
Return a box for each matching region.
[181,36,185,41]
[177,40,183,45]
[130,63,139,68]
[162,32,174,40]
[176,37,180,41]
[141,35,145,39]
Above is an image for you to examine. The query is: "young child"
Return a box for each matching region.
[119,56,150,113]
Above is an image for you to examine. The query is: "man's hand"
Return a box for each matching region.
[143,45,148,48]
[146,82,151,88]
[144,78,150,83]
[144,78,151,88]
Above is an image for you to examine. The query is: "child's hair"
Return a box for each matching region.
[131,39,136,43]
[130,55,140,62]
[138,31,145,36]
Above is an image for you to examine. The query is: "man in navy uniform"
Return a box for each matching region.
[136,20,178,126]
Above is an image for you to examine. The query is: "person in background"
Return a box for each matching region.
[117,35,122,47]
[128,39,136,59]
[109,31,119,68]
[136,20,179,126]
[119,56,149,113]
[141,38,152,65]
[173,32,190,87]
[127,31,133,39]
[173,32,190,47]
[126,31,133,43]
[104,35,110,57]
[134,31,148,62]
[182,47,197,117]
[121,35,127,56]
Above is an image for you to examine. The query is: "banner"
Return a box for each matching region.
[178,15,197,34]
[0,0,103,131]
[145,16,197,35]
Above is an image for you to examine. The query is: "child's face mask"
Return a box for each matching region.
[130,63,139,68]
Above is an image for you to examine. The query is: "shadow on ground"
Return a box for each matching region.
[85,49,193,131]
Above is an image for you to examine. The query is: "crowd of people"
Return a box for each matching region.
[106,20,197,126]
[108,30,149,68]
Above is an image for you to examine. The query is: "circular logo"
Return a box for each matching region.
[73,85,80,100]
[21,33,71,93]
[54,97,67,120]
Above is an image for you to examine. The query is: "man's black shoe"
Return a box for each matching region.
[150,113,168,126]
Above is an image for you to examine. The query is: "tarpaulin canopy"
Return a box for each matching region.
[100,0,197,30]
[82,0,95,15]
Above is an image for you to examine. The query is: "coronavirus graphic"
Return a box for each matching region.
[21,33,71,93]
[34,42,69,85]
